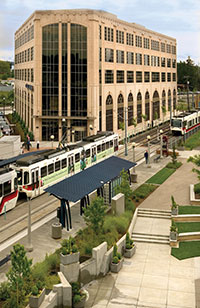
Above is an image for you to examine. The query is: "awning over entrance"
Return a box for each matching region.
[45,156,136,203]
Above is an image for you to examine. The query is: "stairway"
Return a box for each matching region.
[137,208,171,219]
[131,208,171,245]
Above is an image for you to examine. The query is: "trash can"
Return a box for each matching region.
[51,222,62,239]
[57,206,61,222]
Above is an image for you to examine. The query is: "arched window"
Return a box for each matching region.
[162,90,166,109]
[145,91,150,121]
[137,92,142,124]
[152,90,160,120]
[173,89,176,110]
[106,95,113,131]
[118,94,124,129]
[168,89,171,112]
[128,93,133,126]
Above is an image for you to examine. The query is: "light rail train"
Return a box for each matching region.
[171,110,200,135]
[0,168,18,215]
[0,132,118,213]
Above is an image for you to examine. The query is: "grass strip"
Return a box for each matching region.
[184,129,200,150]
[176,222,200,233]
[172,241,200,260]
[179,206,200,215]
[146,167,175,185]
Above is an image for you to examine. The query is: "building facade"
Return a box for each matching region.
[14,9,177,142]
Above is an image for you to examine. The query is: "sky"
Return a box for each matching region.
[0,0,200,64]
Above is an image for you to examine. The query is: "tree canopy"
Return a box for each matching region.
[177,57,200,91]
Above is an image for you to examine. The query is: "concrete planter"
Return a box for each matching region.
[124,245,136,258]
[29,288,45,308]
[60,252,80,265]
[110,258,123,273]
[171,207,178,216]
[170,231,177,241]
[73,295,86,308]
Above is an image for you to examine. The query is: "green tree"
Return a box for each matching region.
[6,244,32,307]
[83,197,107,235]
[115,169,133,204]
[188,155,200,180]
[177,57,200,91]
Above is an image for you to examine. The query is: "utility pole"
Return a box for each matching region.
[125,107,128,156]
[187,80,190,112]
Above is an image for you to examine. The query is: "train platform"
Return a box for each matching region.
[0,149,200,307]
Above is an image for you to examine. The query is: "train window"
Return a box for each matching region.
[48,163,54,174]
[0,184,2,197]
[102,143,105,151]
[62,158,67,169]
[55,161,60,172]
[24,172,29,185]
[4,180,11,195]
[86,149,90,158]
[110,140,113,147]
[17,170,22,185]
[97,145,101,153]
[106,142,109,150]
[75,153,80,163]
[41,166,47,177]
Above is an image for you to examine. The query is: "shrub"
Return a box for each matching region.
[0,281,10,301]
[112,244,121,264]
[171,195,178,209]
[61,236,78,255]
[166,161,182,169]
[45,253,59,273]
[112,256,119,264]
[170,219,178,232]
[73,294,81,304]
[32,261,48,283]
[194,183,200,194]
[31,286,39,296]
[125,232,134,249]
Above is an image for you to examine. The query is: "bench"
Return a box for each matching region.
[154,155,160,163]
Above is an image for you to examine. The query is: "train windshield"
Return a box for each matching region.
[16,170,22,185]
[171,119,182,128]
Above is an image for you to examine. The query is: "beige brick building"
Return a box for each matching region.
[14,9,177,142]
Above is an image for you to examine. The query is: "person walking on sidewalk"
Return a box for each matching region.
[144,150,149,164]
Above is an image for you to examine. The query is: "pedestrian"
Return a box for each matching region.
[144,150,148,164]
[37,140,40,149]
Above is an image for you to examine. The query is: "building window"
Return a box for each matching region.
[106,95,113,131]
[172,45,176,55]
[99,70,102,84]
[162,72,166,82]
[128,93,133,126]
[167,72,171,82]
[173,73,176,82]
[145,91,150,121]
[99,48,102,62]
[117,70,124,83]
[42,119,59,141]
[151,40,159,51]
[161,57,165,67]
[116,30,124,44]
[99,25,102,40]
[153,91,160,120]
[127,71,134,83]
[118,94,124,129]
[71,24,87,117]
[127,52,134,64]
[136,53,142,65]
[144,38,150,49]
[104,27,113,42]
[162,90,166,109]
[144,72,150,82]
[144,54,150,66]
[152,72,160,82]
[136,71,142,83]
[151,56,160,66]
[116,50,124,63]
[167,58,171,67]
[31,47,34,61]
[137,92,142,123]
[161,43,165,52]
[126,33,134,46]
[62,23,68,116]
[105,70,114,83]
[166,44,171,53]
[105,48,114,62]
[135,35,142,47]
[172,59,176,68]
[31,68,34,82]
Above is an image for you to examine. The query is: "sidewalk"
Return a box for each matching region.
[0,150,200,307]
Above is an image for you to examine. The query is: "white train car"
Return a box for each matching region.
[11,132,119,199]
[171,110,200,135]
[0,168,18,215]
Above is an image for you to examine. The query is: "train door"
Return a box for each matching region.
[68,155,74,175]
[91,146,97,163]
[31,167,40,197]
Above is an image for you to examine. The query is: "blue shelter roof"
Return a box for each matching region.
[45,156,136,202]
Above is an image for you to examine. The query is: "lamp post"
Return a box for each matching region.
[124,107,128,156]
[71,130,75,143]
[160,129,163,158]
[26,196,33,252]
[89,124,93,136]
[147,135,151,168]
[132,142,136,172]
[11,101,14,122]
[62,118,66,144]
[50,135,54,148]
[187,81,190,112]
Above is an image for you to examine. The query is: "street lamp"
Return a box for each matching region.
[132,142,136,172]
[62,118,66,140]
[71,130,75,143]
[89,124,93,136]
[50,135,54,148]
[26,196,33,252]
[147,135,151,168]
[160,129,163,158]
[11,101,14,122]
[124,107,128,156]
